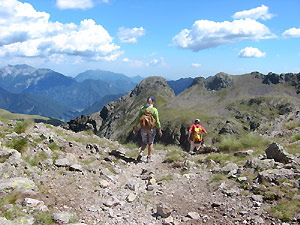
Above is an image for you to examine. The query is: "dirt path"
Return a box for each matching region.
[34,148,281,225]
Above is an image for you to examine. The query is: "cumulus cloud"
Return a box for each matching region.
[192,63,201,67]
[122,57,143,67]
[147,57,164,66]
[172,18,274,51]
[118,27,146,43]
[282,28,300,38]
[238,47,266,58]
[233,5,273,20]
[0,0,121,61]
[56,0,94,10]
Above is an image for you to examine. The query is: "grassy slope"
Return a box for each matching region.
[0,108,50,122]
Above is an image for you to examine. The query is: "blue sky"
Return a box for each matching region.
[0,0,299,79]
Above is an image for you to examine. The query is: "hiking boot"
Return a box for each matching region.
[136,151,143,161]
[146,156,153,163]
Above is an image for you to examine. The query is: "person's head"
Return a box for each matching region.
[147,96,155,105]
[194,119,200,124]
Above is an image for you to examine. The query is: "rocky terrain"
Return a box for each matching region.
[0,108,300,224]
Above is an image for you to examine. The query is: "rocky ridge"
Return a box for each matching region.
[0,114,300,224]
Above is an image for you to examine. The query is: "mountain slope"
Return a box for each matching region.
[63,72,300,149]
[167,77,193,95]
[0,87,76,121]
[63,76,175,140]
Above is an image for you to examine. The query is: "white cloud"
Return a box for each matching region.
[238,47,266,58]
[122,57,143,67]
[56,0,94,10]
[233,5,273,20]
[0,0,121,61]
[147,57,164,66]
[118,27,146,43]
[282,28,300,38]
[192,63,201,67]
[172,19,275,52]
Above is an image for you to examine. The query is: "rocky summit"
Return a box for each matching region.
[0,107,300,224]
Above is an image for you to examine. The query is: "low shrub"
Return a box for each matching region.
[14,121,30,134]
[271,200,300,222]
[163,150,186,163]
[6,137,28,154]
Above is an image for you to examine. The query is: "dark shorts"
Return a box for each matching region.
[141,129,156,145]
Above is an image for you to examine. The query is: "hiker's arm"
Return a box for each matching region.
[202,126,208,135]
[152,108,162,137]
[133,108,144,133]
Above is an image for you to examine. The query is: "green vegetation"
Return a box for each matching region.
[157,175,174,182]
[35,211,55,225]
[271,200,300,222]
[125,149,139,159]
[283,120,300,130]
[24,151,48,167]
[163,149,187,163]
[14,121,30,134]
[292,134,300,142]
[123,142,139,149]
[48,142,60,151]
[0,108,49,123]
[211,173,227,182]
[6,137,28,154]
[0,192,26,220]
[218,134,270,152]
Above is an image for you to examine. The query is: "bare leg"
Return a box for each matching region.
[148,144,153,156]
[141,143,147,151]
[189,141,195,153]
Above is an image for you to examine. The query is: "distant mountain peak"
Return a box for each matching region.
[0,64,36,77]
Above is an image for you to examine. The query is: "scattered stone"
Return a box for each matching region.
[187,212,200,220]
[245,158,275,171]
[52,212,78,224]
[157,204,172,218]
[0,177,37,195]
[125,183,135,191]
[88,206,101,212]
[211,202,222,208]
[23,198,48,211]
[99,179,110,188]
[258,168,297,183]
[126,193,137,203]
[251,195,263,202]
[234,150,254,157]
[162,216,174,225]
[237,177,247,183]
[69,164,83,172]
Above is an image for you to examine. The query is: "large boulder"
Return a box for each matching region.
[265,143,294,163]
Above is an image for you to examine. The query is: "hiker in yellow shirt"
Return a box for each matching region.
[133,96,162,162]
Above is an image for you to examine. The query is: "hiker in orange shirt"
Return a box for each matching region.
[188,119,207,154]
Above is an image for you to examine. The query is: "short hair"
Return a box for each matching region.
[147,96,155,104]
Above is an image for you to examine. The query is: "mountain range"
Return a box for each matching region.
[0,64,193,121]
[63,72,300,148]
[0,65,145,120]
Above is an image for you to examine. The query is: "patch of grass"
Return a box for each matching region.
[271,200,300,222]
[82,158,96,165]
[284,121,300,130]
[163,150,187,163]
[211,173,227,182]
[218,134,270,152]
[6,137,28,154]
[24,155,40,167]
[123,142,139,149]
[125,149,139,159]
[286,143,300,155]
[292,134,300,142]
[218,135,242,152]
[48,142,60,151]
[13,121,30,134]
[34,211,55,225]
[240,133,270,148]
[157,175,174,182]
